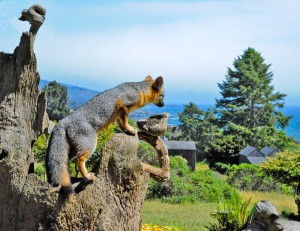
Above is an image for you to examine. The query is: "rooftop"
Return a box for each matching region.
[163,140,196,150]
[247,157,267,165]
[261,147,277,156]
[239,145,258,156]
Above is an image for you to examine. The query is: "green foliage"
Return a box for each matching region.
[205,197,255,231]
[206,134,241,166]
[285,141,300,152]
[176,102,222,161]
[33,133,49,162]
[146,156,239,204]
[260,151,300,214]
[138,141,158,166]
[86,123,116,168]
[226,163,289,193]
[34,162,46,181]
[176,48,292,166]
[213,162,231,174]
[42,81,70,120]
[260,151,300,189]
[216,47,291,151]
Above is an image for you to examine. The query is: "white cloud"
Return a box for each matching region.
[1,0,300,104]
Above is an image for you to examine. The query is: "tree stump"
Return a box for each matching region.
[0,18,170,230]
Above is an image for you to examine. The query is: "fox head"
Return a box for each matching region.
[145,76,165,107]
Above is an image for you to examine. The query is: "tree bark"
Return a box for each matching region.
[0,32,169,231]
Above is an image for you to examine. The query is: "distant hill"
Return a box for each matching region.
[39,80,100,109]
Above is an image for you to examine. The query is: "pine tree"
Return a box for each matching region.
[216,47,291,150]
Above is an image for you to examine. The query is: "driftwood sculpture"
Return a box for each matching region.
[243,201,300,231]
[137,113,170,182]
[19,4,46,44]
[0,5,170,230]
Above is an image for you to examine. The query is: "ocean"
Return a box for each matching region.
[130,104,300,141]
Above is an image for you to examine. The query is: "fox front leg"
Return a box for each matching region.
[116,104,137,136]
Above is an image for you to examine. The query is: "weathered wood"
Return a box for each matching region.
[0,32,50,230]
[137,114,170,182]
[52,134,149,231]
[0,25,170,230]
[243,201,300,231]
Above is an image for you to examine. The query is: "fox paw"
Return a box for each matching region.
[124,127,137,136]
[84,172,95,182]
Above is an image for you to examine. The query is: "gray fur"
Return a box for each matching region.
[46,125,69,186]
[45,78,164,189]
[70,81,152,130]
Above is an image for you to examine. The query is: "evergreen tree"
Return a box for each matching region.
[216,47,291,150]
[177,102,221,159]
[42,81,70,120]
[176,48,291,165]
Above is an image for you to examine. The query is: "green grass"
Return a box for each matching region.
[239,191,297,215]
[285,142,300,152]
[142,191,298,231]
[142,200,217,231]
[196,162,210,171]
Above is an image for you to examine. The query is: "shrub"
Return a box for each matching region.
[34,162,46,181]
[33,133,49,162]
[226,164,290,193]
[138,141,158,166]
[146,156,239,203]
[213,162,231,174]
[206,197,256,231]
[86,123,116,168]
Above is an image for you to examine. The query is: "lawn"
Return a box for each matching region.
[240,191,298,215]
[195,162,210,171]
[142,161,298,230]
[142,200,217,231]
[142,191,297,231]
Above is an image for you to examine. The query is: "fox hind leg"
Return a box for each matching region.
[59,166,75,194]
[76,150,95,181]
[72,131,98,182]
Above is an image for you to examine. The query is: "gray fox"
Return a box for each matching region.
[45,76,164,194]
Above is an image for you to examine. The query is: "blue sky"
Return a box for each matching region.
[1,0,300,105]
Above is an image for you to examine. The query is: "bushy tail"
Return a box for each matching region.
[46,125,72,192]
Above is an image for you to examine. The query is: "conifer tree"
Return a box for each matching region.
[216,47,291,150]
[177,102,221,159]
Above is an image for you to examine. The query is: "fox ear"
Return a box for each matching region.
[145,75,153,82]
[152,76,164,91]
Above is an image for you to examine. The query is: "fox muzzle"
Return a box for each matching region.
[156,102,164,107]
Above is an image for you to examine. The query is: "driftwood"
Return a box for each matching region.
[0,5,170,230]
[19,4,46,45]
[243,201,300,231]
[137,113,170,182]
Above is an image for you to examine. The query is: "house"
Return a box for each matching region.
[239,145,267,165]
[260,147,278,158]
[163,140,197,171]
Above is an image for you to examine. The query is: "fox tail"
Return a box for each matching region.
[45,125,73,193]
